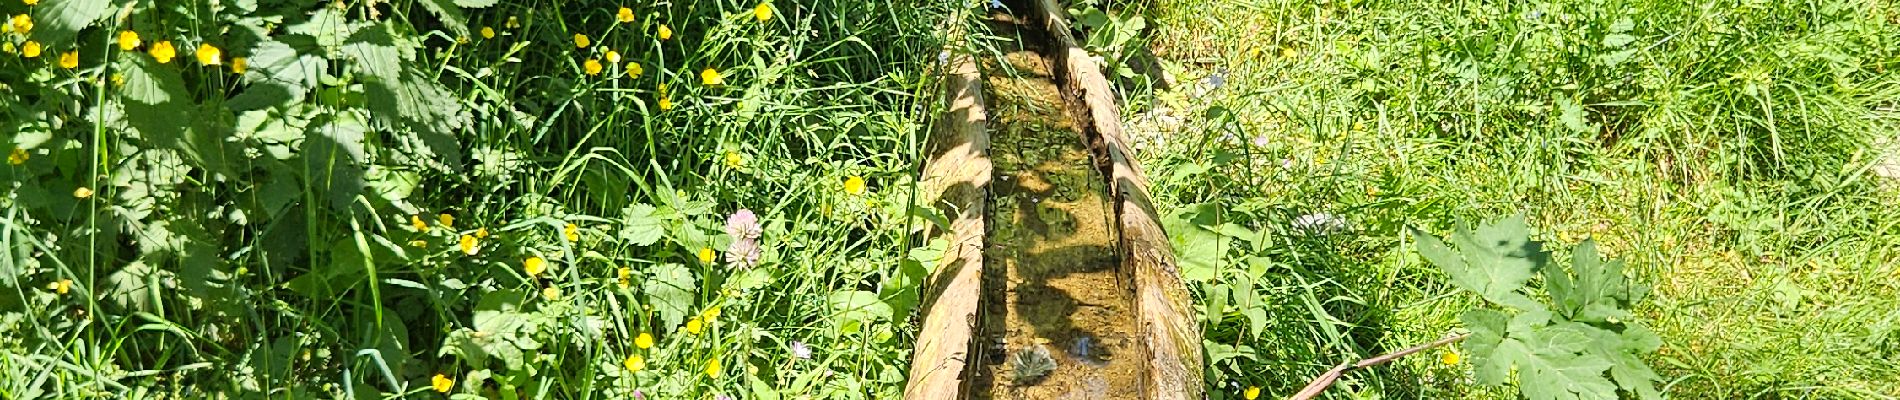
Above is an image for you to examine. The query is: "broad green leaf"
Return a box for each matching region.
[1500,337,1617,400]
[345,23,468,171]
[1557,96,1594,133]
[1462,308,1511,384]
[415,0,474,37]
[829,290,892,326]
[1413,216,1541,305]
[304,113,368,212]
[29,0,115,47]
[619,203,666,246]
[643,263,697,331]
[230,37,328,111]
[472,290,528,335]
[118,54,193,147]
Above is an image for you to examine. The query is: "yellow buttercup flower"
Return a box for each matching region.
[1243,386,1260,400]
[10,14,31,34]
[604,50,620,64]
[754,3,772,22]
[627,62,643,78]
[438,213,454,228]
[696,247,715,264]
[505,16,520,29]
[843,175,866,196]
[703,358,721,378]
[617,7,635,23]
[583,59,603,76]
[411,215,430,232]
[1281,46,1296,59]
[702,306,721,320]
[23,0,38,5]
[7,148,26,165]
[49,279,70,295]
[573,33,590,48]
[73,187,92,199]
[685,316,704,335]
[459,235,479,256]
[634,332,654,349]
[480,26,495,39]
[524,256,547,276]
[475,227,491,239]
[657,96,672,110]
[723,151,743,168]
[616,267,632,288]
[564,223,580,242]
[21,41,40,58]
[542,286,562,300]
[657,24,672,40]
[623,354,645,371]
[1441,350,1460,365]
[57,50,76,69]
[230,57,247,74]
[149,41,176,63]
[431,373,453,392]
[699,67,723,86]
[196,43,222,66]
[117,31,140,51]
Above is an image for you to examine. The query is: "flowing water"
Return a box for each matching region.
[970,11,1144,400]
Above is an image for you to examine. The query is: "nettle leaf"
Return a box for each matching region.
[1546,240,1642,322]
[118,54,194,146]
[230,37,328,111]
[619,203,667,246]
[31,0,116,47]
[643,263,697,331]
[345,23,469,171]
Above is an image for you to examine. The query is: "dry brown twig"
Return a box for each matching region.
[1286,333,1471,400]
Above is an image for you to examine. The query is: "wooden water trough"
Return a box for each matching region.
[906,1,1203,398]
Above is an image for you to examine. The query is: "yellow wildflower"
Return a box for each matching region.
[411,215,430,232]
[431,373,453,392]
[623,354,645,371]
[49,279,70,295]
[703,358,721,378]
[2,42,13,54]
[73,187,92,199]
[617,7,635,23]
[657,96,672,110]
[616,267,632,288]
[117,30,140,51]
[1244,386,1260,400]
[57,50,76,69]
[1281,46,1296,59]
[573,33,590,48]
[542,286,561,300]
[685,316,704,335]
[230,57,247,74]
[843,175,866,196]
[11,14,30,34]
[627,62,643,78]
[438,213,454,228]
[110,72,124,87]
[634,332,654,349]
[754,3,772,22]
[22,41,40,58]
[697,247,715,264]
[524,256,547,276]
[409,239,428,248]
[476,227,490,239]
[699,67,722,86]
[604,50,620,64]
[723,151,743,168]
[459,235,479,256]
[564,223,580,241]
[703,306,721,320]
[1441,350,1460,365]
[149,41,175,63]
[657,24,672,40]
[505,16,520,29]
[24,0,38,5]
[7,148,26,165]
[480,26,495,39]
[583,59,603,76]
[196,43,221,66]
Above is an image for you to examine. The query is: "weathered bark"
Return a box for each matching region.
[903,45,992,400]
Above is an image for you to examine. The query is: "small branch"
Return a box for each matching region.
[1287,333,1471,400]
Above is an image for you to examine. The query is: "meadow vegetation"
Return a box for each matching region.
[0,0,1896,399]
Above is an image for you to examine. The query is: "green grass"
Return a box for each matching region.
[1137,0,1900,398]
[2,0,1897,399]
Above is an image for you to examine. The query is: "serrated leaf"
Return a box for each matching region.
[472,290,527,335]
[1499,337,1617,400]
[1558,96,1595,134]
[230,37,327,111]
[643,263,697,331]
[304,113,368,212]
[619,203,666,246]
[415,0,474,37]
[30,0,115,48]
[1548,240,1638,322]
[345,23,468,171]
[1414,215,1543,305]
[1462,308,1512,384]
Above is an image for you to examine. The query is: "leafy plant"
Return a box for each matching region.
[1414,215,1661,400]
